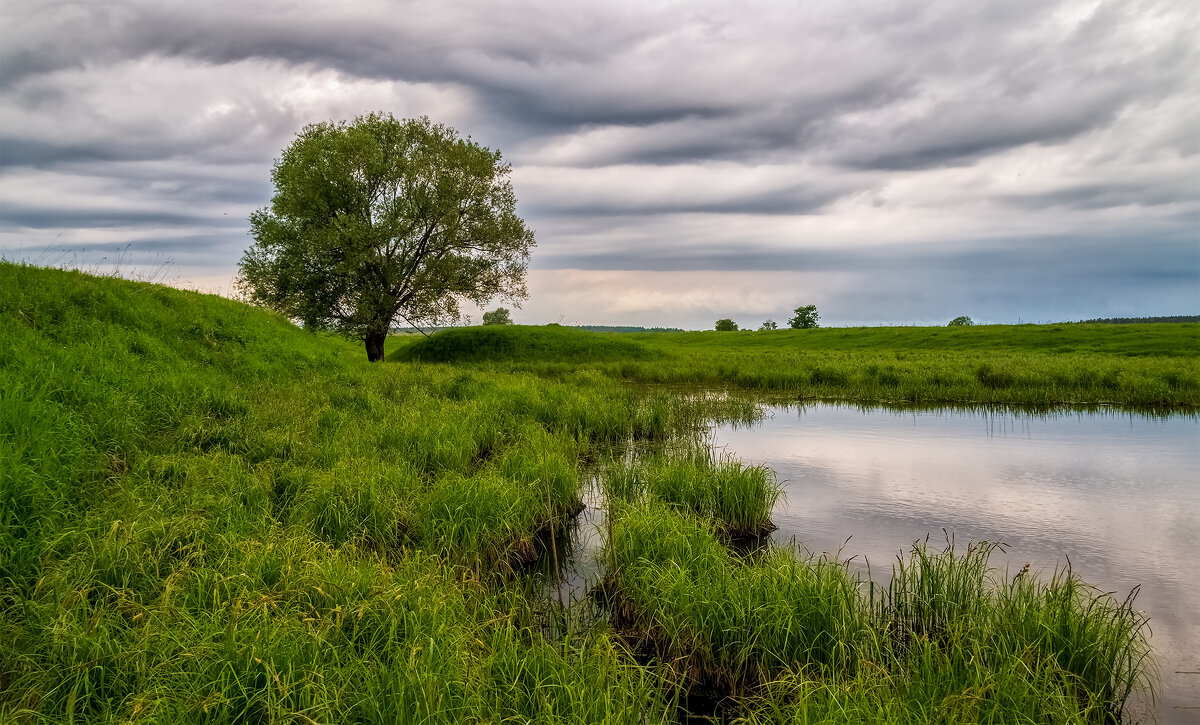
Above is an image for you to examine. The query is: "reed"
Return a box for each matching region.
[603,509,1154,722]
[607,503,867,691]
[602,443,781,537]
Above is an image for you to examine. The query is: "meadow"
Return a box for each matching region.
[1,263,1186,723]
[395,322,1200,409]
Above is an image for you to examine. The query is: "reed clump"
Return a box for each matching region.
[603,445,781,537]
[602,505,1153,722]
[873,539,1154,722]
[605,503,867,695]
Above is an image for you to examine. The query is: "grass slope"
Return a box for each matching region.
[392,323,657,364]
[1,264,746,723]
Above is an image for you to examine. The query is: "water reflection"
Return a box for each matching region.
[711,403,1200,718]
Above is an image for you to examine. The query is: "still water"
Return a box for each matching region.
[710,404,1199,720]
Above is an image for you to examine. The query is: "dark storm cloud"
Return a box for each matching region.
[534,232,1200,278]
[522,183,847,218]
[0,206,242,229]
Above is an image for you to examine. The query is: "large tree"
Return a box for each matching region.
[238,114,534,361]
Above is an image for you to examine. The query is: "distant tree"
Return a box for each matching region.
[948,315,974,327]
[788,305,819,329]
[482,307,513,325]
[238,113,534,362]
[759,319,778,330]
[715,318,739,331]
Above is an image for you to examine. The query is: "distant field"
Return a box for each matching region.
[394,323,1200,409]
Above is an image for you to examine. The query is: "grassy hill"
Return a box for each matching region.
[391,324,658,364]
[0,264,738,723]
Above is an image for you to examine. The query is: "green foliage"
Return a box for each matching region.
[788,304,820,329]
[608,327,1196,409]
[481,307,513,325]
[948,315,974,326]
[608,503,870,684]
[238,113,534,360]
[759,319,778,330]
[715,318,738,331]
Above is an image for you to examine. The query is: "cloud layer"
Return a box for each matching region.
[2,0,1197,326]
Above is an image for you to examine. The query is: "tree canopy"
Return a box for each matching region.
[948,315,975,327]
[788,305,819,329]
[715,318,739,331]
[238,113,534,361]
[481,307,513,325]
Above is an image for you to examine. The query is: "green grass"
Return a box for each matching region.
[392,324,1200,409]
[606,505,1153,723]
[606,503,867,690]
[1,263,731,723]
[602,444,781,537]
[392,323,658,364]
[0,263,1162,722]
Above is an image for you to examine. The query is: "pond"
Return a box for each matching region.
[709,403,1199,720]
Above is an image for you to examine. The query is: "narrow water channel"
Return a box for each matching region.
[710,403,1199,720]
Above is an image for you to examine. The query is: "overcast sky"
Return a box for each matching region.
[2,0,1197,328]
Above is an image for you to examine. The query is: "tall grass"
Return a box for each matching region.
[603,506,1153,722]
[603,444,781,537]
[0,264,709,722]
[606,503,867,692]
[872,539,1154,721]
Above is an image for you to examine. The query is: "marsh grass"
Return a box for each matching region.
[872,538,1154,721]
[603,505,1154,723]
[606,503,867,694]
[603,444,781,537]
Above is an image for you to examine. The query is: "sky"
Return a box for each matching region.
[1,0,1197,329]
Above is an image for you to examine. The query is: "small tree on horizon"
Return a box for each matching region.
[948,315,974,327]
[788,304,819,329]
[715,318,739,331]
[759,319,778,330]
[482,307,513,325]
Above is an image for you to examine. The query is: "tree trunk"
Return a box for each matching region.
[364,329,387,362]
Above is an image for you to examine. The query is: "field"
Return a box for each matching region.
[2,263,1190,723]
[394,322,1200,409]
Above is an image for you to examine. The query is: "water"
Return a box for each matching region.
[709,403,1200,720]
